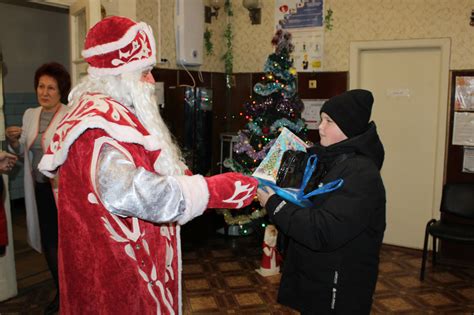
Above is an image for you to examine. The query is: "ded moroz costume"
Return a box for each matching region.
[39,16,257,314]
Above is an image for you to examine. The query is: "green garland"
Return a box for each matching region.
[222,0,233,75]
[224,0,233,16]
[217,208,267,225]
[324,8,334,31]
[204,28,214,56]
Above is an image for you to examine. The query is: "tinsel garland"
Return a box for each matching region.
[247,118,305,136]
[275,97,304,115]
[233,132,276,160]
[245,97,303,117]
[244,97,273,117]
[217,208,267,225]
[263,56,293,81]
[254,80,296,98]
[270,118,305,133]
[247,121,263,135]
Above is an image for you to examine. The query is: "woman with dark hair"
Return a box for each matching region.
[6,62,70,314]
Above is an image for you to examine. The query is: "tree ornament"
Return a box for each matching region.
[271,29,294,54]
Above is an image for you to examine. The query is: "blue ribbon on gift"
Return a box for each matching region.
[257,154,344,207]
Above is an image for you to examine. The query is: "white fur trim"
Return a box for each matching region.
[87,56,157,76]
[39,155,56,178]
[82,22,152,58]
[38,116,164,176]
[174,175,209,225]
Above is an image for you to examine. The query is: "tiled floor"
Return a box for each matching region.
[1,202,473,314]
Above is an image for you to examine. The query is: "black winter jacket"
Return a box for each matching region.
[266,122,386,314]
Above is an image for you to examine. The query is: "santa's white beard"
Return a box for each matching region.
[69,72,186,175]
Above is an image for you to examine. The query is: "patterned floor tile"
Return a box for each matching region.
[182,263,204,274]
[379,261,404,273]
[234,292,265,306]
[418,292,456,306]
[374,279,391,292]
[225,275,253,288]
[1,207,473,314]
[217,261,242,272]
[185,278,211,291]
[431,271,463,284]
[188,296,219,312]
[182,251,198,260]
[261,273,282,285]
[394,275,426,288]
[378,296,418,312]
[458,287,474,300]
[211,249,233,258]
[406,257,424,268]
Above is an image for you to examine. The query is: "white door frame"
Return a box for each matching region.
[69,0,102,85]
[349,38,451,222]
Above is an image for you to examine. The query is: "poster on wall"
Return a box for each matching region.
[302,99,326,129]
[462,146,474,173]
[275,0,325,72]
[452,112,474,146]
[454,76,474,111]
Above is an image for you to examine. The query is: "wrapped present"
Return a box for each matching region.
[257,154,344,208]
[252,127,308,183]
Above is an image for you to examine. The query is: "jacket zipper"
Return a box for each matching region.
[331,270,338,310]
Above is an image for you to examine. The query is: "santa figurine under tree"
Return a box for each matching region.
[256,224,282,276]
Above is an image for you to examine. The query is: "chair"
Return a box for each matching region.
[420,183,474,280]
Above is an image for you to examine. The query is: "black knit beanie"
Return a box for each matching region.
[320,89,374,138]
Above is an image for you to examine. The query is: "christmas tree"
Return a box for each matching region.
[221,30,308,235]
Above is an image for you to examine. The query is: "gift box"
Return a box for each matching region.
[257,154,343,207]
[252,127,308,183]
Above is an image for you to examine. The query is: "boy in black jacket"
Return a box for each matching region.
[257,89,386,314]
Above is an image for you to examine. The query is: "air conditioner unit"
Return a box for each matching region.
[175,0,204,66]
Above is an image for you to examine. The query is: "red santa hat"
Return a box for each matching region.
[82,16,156,76]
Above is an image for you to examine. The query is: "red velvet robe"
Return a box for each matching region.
[41,93,181,314]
